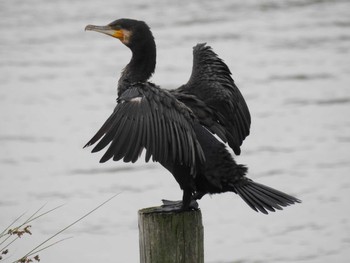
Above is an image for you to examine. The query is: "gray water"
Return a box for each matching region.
[1,0,350,262]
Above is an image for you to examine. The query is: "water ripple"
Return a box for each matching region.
[70,164,158,175]
[269,73,334,82]
[0,135,54,143]
[286,97,350,106]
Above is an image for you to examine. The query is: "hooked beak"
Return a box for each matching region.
[85,24,124,39]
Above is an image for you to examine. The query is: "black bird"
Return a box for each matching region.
[84,18,300,214]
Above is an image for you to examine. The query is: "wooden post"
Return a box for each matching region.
[138,207,204,263]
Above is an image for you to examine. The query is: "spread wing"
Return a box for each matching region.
[172,43,251,155]
[84,83,205,175]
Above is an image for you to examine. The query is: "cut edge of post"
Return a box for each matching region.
[138,207,204,263]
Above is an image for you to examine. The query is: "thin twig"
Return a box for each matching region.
[26,236,73,257]
[0,234,13,248]
[0,213,26,238]
[1,204,46,242]
[16,193,119,262]
[20,204,47,227]
[0,236,19,253]
[1,204,64,251]
[25,205,65,226]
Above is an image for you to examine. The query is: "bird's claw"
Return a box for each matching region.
[153,199,199,212]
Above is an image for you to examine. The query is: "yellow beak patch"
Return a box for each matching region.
[113,29,124,40]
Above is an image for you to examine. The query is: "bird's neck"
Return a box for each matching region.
[118,43,156,95]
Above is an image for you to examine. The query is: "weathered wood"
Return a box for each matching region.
[138,207,204,263]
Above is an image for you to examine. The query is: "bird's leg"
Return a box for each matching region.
[180,189,199,210]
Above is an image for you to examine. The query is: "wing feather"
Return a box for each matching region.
[172,43,251,155]
[123,116,141,163]
[85,83,205,174]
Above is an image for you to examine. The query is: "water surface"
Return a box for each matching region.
[1,0,350,262]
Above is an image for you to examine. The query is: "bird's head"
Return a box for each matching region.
[85,18,154,50]
[85,18,156,83]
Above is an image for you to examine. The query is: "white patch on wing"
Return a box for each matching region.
[130,96,143,103]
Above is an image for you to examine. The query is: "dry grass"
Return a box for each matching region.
[0,194,119,262]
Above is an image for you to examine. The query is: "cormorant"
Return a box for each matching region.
[84,18,300,214]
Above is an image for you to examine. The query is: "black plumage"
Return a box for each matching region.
[84,18,300,213]
[174,43,251,155]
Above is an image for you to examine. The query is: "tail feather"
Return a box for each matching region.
[232,179,300,214]
[238,186,273,214]
[233,185,258,213]
[243,184,283,212]
[249,182,298,206]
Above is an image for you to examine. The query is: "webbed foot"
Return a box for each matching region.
[150,199,199,213]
